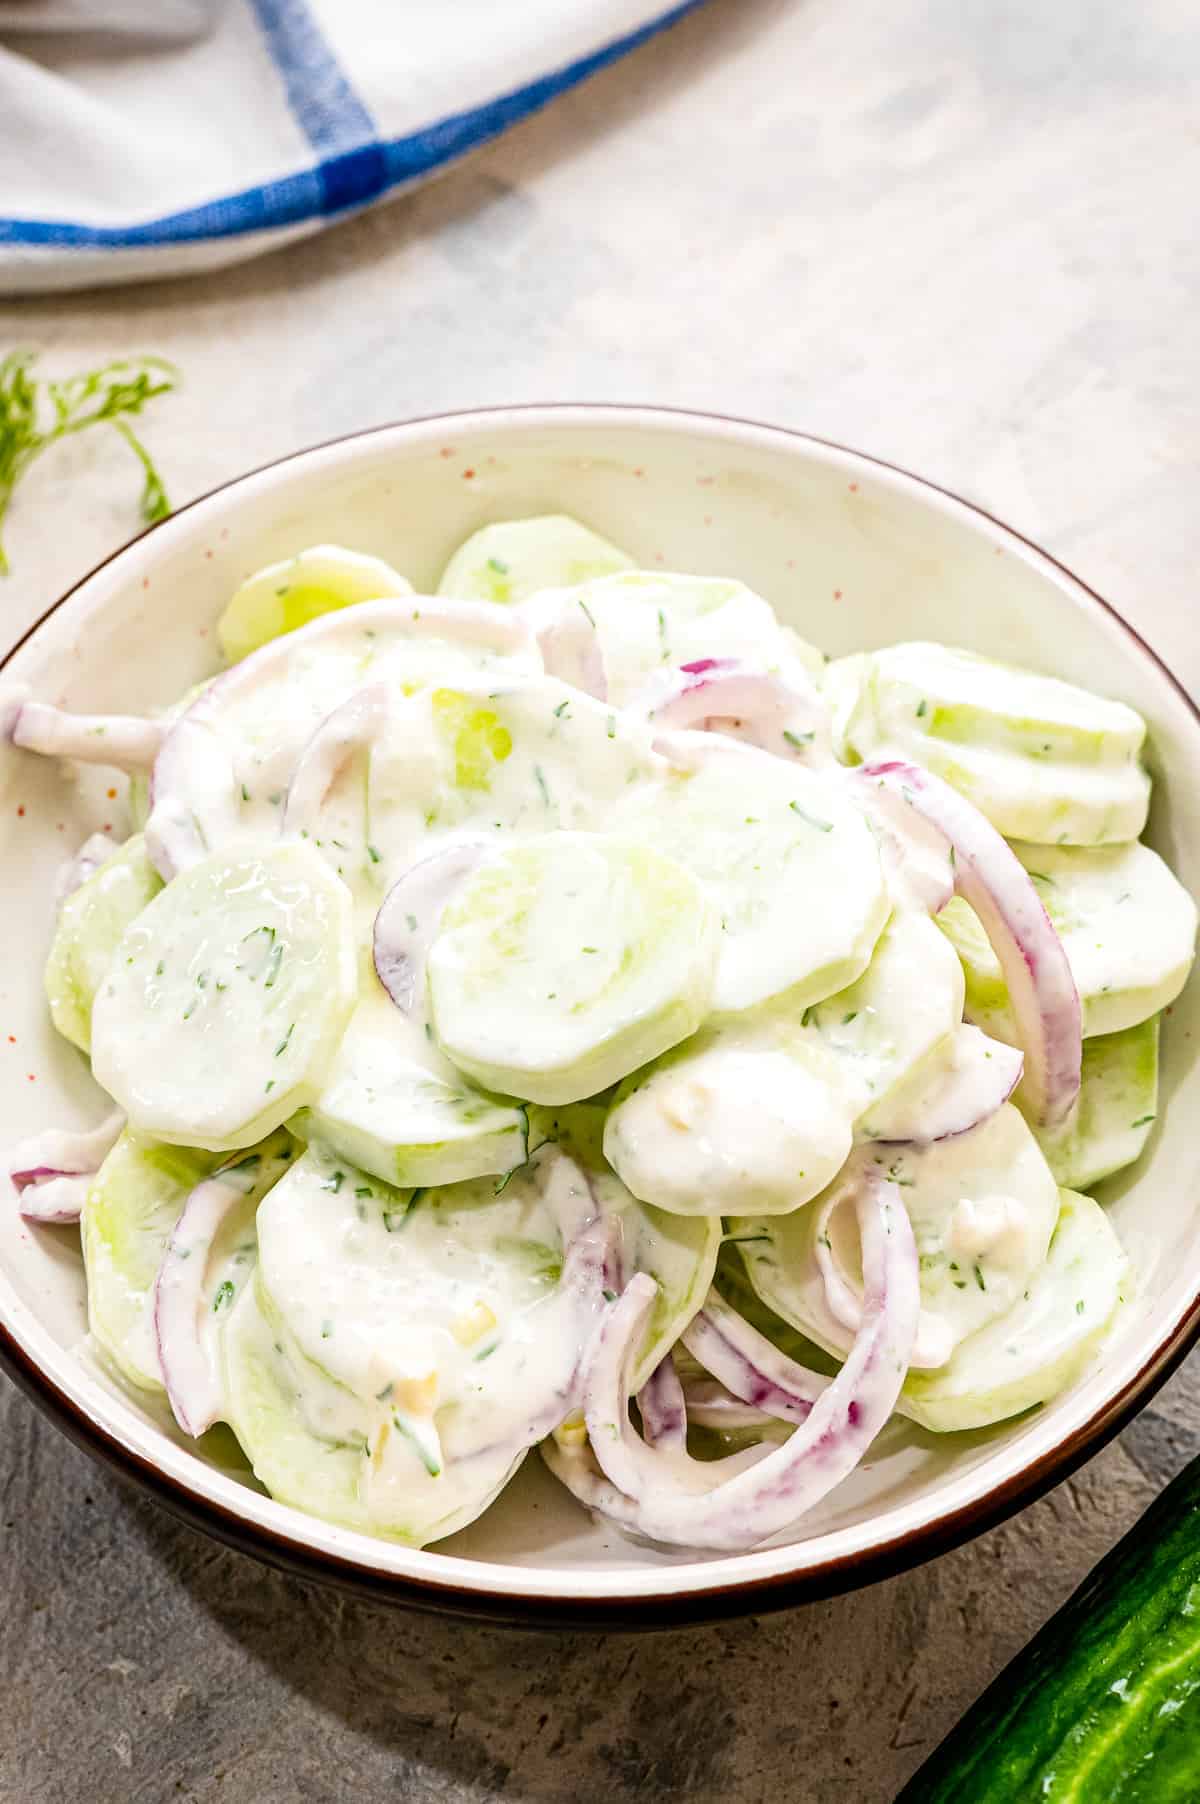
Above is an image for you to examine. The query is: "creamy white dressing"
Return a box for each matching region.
[14,517,1195,1548]
[732,1105,1061,1369]
[516,571,806,710]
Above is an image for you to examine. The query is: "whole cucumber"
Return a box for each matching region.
[897,1452,1200,1801]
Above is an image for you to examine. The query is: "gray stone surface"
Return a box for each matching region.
[2,0,1199,1798]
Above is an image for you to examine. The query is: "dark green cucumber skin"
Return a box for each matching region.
[896,1454,1200,1802]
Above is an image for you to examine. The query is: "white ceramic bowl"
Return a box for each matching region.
[3,406,1198,1626]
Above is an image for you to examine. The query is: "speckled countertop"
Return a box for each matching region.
[2,2,1199,1799]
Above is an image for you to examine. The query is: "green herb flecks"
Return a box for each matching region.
[789,801,833,832]
[211,1279,236,1314]
[392,1413,442,1477]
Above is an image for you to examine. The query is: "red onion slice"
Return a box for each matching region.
[810,1171,954,1371]
[637,1352,687,1451]
[857,760,1081,1128]
[154,1142,292,1437]
[373,841,488,1014]
[8,1107,125,1225]
[281,683,388,840]
[11,700,164,773]
[862,1025,1024,1145]
[678,1376,787,1433]
[680,1291,826,1426]
[567,1172,918,1551]
[518,592,607,700]
[145,713,239,879]
[646,659,828,761]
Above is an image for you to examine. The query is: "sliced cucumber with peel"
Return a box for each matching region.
[901,1187,1127,1431]
[799,909,965,1126]
[1036,1015,1159,1191]
[364,675,656,876]
[222,1274,525,1544]
[84,1130,222,1393]
[217,544,413,664]
[91,842,357,1151]
[605,1034,853,1217]
[151,603,540,875]
[602,911,963,1216]
[82,1125,291,1395]
[44,833,162,1053]
[527,1101,722,1377]
[616,736,887,1014]
[939,838,1196,1041]
[241,1137,717,1541]
[1013,839,1194,1036]
[828,641,1150,845]
[293,985,527,1188]
[437,515,634,606]
[427,832,719,1105]
[732,1104,1061,1370]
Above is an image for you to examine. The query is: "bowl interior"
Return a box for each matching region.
[2,408,1198,1611]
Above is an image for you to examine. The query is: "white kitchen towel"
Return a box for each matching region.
[0,0,705,295]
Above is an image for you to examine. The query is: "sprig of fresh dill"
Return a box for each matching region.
[0,350,179,575]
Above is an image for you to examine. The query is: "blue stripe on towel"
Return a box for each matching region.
[0,0,706,247]
[247,0,388,212]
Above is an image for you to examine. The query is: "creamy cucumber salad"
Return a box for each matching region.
[5,513,1195,1553]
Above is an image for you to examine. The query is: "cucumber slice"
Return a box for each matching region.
[293,985,527,1187]
[1015,840,1194,1036]
[528,1102,721,1377]
[253,1141,683,1540]
[256,1139,715,1435]
[555,1104,714,1371]
[45,833,162,1052]
[149,602,540,876]
[1036,1016,1159,1190]
[217,545,412,664]
[602,912,966,1216]
[437,515,633,605]
[604,1034,854,1216]
[830,642,1150,845]
[517,570,803,709]
[222,1274,524,1544]
[800,910,966,1126]
[901,1188,1128,1431]
[427,832,719,1105]
[364,675,656,875]
[617,736,887,1013]
[82,1126,290,1393]
[83,1130,222,1392]
[939,840,1197,1040]
[732,1105,1061,1365]
[91,842,356,1151]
